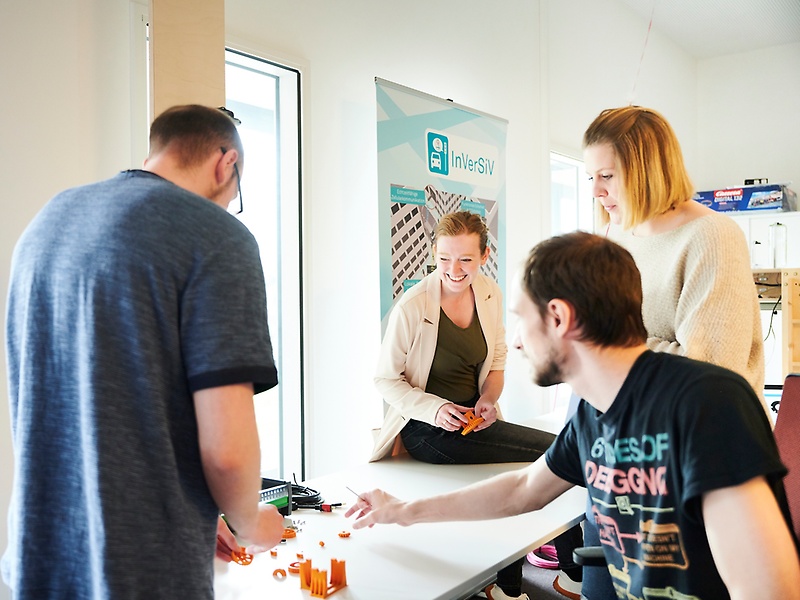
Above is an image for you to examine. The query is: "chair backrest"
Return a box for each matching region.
[774,374,800,540]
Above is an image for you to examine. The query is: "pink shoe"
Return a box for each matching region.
[526,544,559,569]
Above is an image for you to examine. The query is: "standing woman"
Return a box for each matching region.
[578,105,766,600]
[370,211,556,600]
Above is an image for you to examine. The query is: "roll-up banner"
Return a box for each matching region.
[376,78,508,329]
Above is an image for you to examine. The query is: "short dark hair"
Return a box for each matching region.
[148,104,243,169]
[521,232,647,348]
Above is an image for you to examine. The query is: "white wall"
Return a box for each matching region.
[546,0,698,168]
[696,42,800,191]
[0,2,135,597]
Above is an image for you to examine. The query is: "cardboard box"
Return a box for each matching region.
[694,183,797,213]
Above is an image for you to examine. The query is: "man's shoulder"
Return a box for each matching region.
[640,352,758,409]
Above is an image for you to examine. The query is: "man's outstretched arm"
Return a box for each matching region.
[345,457,574,528]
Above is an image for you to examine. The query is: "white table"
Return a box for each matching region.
[215,456,586,600]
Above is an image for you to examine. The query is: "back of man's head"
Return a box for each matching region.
[521,231,647,348]
[148,104,243,169]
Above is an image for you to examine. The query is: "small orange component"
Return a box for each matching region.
[288,561,301,574]
[297,552,304,560]
[230,547,253,566]
[273,568,287,579]
[270,549,278,557]
[460,410,484,436]
[337,531,351,538]
[319,540,325,547]
[282,528,297,539]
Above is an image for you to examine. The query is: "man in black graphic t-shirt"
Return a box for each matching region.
[345,231,800,600]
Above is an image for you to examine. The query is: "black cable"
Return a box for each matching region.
[764,295,781,342]
[290,473,324,509]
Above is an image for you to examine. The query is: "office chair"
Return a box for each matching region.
[574,374,800,568]
[773,373,800,541]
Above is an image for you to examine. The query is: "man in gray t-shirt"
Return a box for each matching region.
[3,105,285,599]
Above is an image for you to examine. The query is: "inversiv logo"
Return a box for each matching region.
[426,129,499,186]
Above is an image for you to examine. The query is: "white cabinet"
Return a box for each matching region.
[727,211,800,269]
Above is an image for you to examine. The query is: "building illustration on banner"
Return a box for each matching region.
[389,184,498,301]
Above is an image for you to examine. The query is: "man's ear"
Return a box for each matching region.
[548,299,577,336]
[216,148,239,185]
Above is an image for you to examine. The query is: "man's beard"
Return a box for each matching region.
[533,346,564,388]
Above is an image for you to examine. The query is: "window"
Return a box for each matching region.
[131,6,305,481]
[225,49,303,479]
[550,152,594,235]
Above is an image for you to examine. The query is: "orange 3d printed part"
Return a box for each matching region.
[460,410,484,436]
[299,558,348,598]
[230,547,253,566]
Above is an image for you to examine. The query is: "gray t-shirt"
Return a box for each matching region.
[3,170,278,598]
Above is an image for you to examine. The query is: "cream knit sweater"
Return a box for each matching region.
[610,212,767,415]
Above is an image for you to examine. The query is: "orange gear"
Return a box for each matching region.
[230,547,253,566]
[461,410,484,436]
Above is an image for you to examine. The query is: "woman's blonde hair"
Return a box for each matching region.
[583,106,694,229]
[433,211,489,253]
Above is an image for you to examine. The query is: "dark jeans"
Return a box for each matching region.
[401,418,556,596]
[400,418,556,464]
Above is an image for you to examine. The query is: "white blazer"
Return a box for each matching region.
[370,272,507,461]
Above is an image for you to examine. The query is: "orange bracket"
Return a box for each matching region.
[299,558,348,598]
[461,410,484,436]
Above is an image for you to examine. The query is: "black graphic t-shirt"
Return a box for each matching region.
[546,351,790,600]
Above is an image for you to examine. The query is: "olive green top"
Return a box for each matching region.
[425,307,487,405]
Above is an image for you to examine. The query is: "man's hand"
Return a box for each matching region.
[215,505,284,560]
[215,516,239,562]
[344,489,410,529]
[240,503,285,554]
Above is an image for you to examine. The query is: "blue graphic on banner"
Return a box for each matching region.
[391,185,426,205]
[427,132,449,176]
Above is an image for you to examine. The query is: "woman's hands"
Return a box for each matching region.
[472,397,497,431]
[435,398,497,432]
[435,403,470,431]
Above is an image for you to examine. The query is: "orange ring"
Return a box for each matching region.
[273,568,287,579]
[282,528,297,539]
[231,548,253,566]
[338,531,351,538]
[288,561,301,574]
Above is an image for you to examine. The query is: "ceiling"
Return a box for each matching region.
[614,0,800,59]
